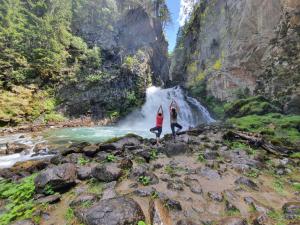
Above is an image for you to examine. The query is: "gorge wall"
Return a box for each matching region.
[59,0,170,119]
[170,0,300,114]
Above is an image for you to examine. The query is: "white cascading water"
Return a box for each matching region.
[119,86,215,134]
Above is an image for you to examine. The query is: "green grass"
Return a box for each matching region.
[150,149,158,160]
[267,210,288,225]
[106,154,116,162]
[78,157,90,166]
[0,174,37,225]
[87,178,103,195]
[292,182,300,191]
[44,184,55,195]
[65,207,75,223]
[272,179,287,195]
[290,152,300,159]
[228,113,300,148]
[138,176,151,186]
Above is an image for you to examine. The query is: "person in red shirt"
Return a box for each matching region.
[150,105,164,145]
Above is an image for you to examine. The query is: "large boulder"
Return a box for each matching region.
[81,197,145,225]
[282,202,300,219]
[234,177,258,190]
[91,163,122,182]
[216,217,248,225]
[34,163,77,193]
[162,142,189,157]
[6,142,30,154]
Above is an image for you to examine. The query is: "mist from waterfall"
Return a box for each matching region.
[119,86,215,134]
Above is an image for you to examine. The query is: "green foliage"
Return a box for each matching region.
[78,156,90,166]
[138,176,151,186]
[65,207,75,222]
[0,174,37,225]
[272,179,285,195]
[44,184,55,195]
[138,221,148,225]
[244,169,259,178]
[197,152,206,162]
[213,58,222,70]
[290,152,300,159]
[224,96,281,118]
[228,113,300,148]
[292,182,300,191]
[150,149,158,160]
[106,153,116,162]
[0,86,65,126]
[123,56,139,71]
[267,210,288,225]
[87,178,103,195]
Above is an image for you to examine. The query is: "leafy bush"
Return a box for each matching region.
[0,174,37,225]
[150,149,158,160]
[106,154,116,162]
[78,156,90,166]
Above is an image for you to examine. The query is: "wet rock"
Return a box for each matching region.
[134,187,156,197]
[216,217,247,225]
[33,142,48,153]
[208,191,223,202]
[98,143,117,152]
[61,142,90,156]
[34,163,77,193]
[82,145,100,157]
[77,166,93,180]
[130,164,149,177]
[167,179,184,191]
[102,181,117,200]
[197,167,221,180]
[92,163,122,182]
[184,177,203,194]
[36,193,61,204]
[149,200,172,225]
[11,219,35,225]
[95,151,110,161]
[70,193,98,208]
[204,151,220,160]
[81,197,145,225]
[10,159,50,174]
[165,199,182,211]
[162,142,189,157]
[244,197,272,214]
[118,158,133,170]
[282,202,300,219]
[133,149,151,162]
[225,200,239,212]
[6,142,29,154]
[234,177,258,190]
[50,154,63,165]
[176,220,202,225]
[252,213,269,225]
[64,153,86,164]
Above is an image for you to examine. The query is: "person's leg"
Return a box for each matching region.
[150,127,158,134]
[156,127,162,145]
[175,123,183,134]
[171,123,176,139]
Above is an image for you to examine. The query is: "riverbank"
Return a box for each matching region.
[0,123,299,225]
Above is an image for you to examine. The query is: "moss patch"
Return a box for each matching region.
[228,113,300,148]
[224,96,281,118]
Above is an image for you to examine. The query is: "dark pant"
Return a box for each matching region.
[171,123,182,137]
[150,126,162,138]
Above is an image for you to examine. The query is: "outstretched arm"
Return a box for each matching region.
[157,105,163,114]
[173,100,179,112]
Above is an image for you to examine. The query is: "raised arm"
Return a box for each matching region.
[157,105,163,114]
[173,100,179,112]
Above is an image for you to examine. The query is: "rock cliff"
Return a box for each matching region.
[170,0,300,114]
[59,0,169,119]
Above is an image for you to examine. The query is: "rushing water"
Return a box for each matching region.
[0,86,215,168]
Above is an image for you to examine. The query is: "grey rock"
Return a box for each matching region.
[81,197,145,225]
[235,177,258,190]
[208,191,223,202]
[162,142,189,157]
[134,187,156,197]
[92,163,122,182]
[77,166,93,180]
[70,193,98,208]
[36,193,61,204]
[197,167,221,180]
[11,219,35,225]
[167,180,184,191]
[282,202,300,219]
[184,177,203,194]
[34,163,77,193]
[165,199,182,211]
[216,217,248,225]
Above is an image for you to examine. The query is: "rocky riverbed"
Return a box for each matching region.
[0,124,300,225]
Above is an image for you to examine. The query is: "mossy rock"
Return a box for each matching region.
[224,96,281,118]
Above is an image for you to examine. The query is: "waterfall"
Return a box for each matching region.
[119,86,215,134]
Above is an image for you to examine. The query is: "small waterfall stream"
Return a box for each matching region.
[119,86,215,133]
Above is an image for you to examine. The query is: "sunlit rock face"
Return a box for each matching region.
[171,0,300,113]
[179,0,200,26]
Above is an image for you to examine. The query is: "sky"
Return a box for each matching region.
[165,0,181,53]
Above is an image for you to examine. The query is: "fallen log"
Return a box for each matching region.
[223,130,297,156]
